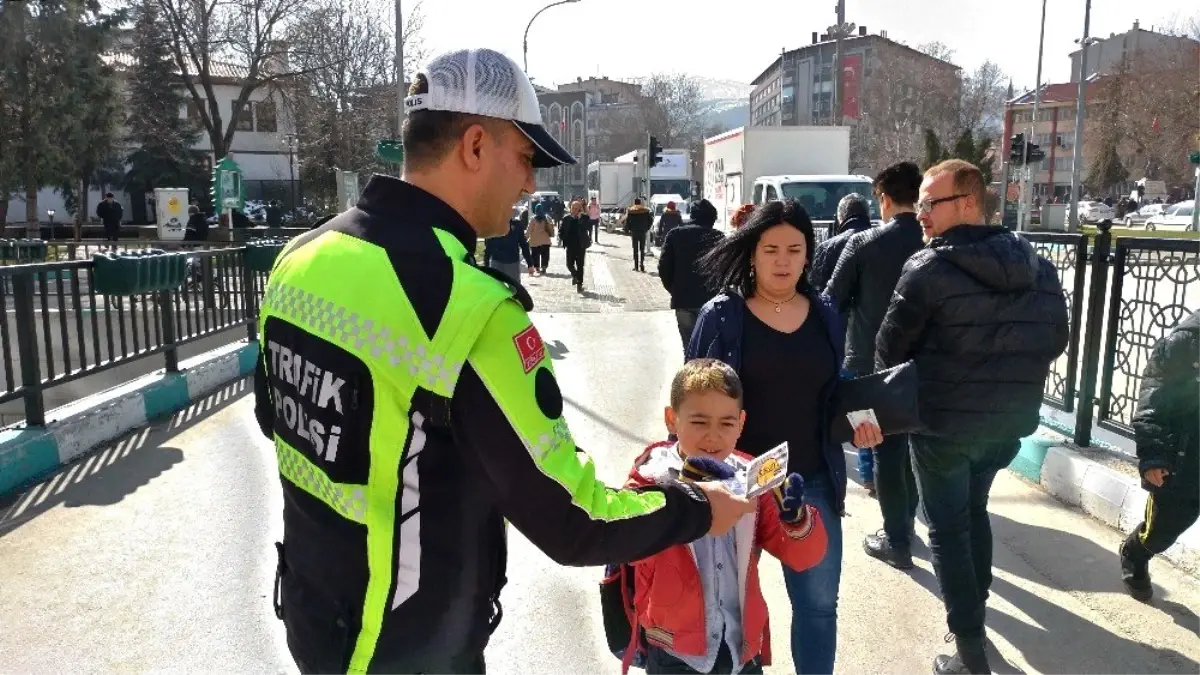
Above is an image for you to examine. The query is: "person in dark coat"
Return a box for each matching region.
[622,198,653,272]
[826,161,926,565]
[1119,310,1199,601]
[809,193,871,291]
[482,215,534,283]
[266,200,284,227]
[876,160,1069,675]
[658,199,723,349]
[559,199,590,292]
[655,200,684,247]
[96,193,123,244]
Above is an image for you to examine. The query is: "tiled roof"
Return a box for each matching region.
[102,51,259,82]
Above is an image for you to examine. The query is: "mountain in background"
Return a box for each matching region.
[695,76,751,134]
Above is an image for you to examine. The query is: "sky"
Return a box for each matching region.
[412,0,1197,92]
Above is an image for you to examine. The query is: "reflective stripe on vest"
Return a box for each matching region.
[259,227,513,674]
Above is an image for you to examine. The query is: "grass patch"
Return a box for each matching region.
[1080,226,1198,241]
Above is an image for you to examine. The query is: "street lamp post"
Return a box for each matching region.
[396,0,405,170]
[1067,0,1094,233]
[283,133,299,211]
[523,0,581,73]
[1018,0,1048,231]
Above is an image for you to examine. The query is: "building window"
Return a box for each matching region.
[255,100,277,132]
[233,100,254,131]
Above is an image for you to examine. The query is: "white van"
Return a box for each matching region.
[750,175,880,230]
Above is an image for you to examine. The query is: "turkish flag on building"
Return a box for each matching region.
[842,54,862,119]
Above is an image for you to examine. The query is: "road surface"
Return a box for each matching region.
[1,238,1197,674]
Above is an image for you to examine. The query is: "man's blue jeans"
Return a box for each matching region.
[781,472,842,674]
[910,435,1019,639]
[856,446,874,483]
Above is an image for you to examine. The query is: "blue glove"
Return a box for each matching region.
[773,473,806,524]
[681,455,736,483]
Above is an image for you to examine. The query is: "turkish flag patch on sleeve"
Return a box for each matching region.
[513,325,546,374]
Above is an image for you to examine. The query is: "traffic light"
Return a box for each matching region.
[1026,138,1045,164]
[648,135,664,167]
[1009,133,1026,164]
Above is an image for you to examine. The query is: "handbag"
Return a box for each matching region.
[829,360,924,444]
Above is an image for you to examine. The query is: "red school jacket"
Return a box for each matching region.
[623,441,828,671]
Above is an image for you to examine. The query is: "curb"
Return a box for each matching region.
[0,340,260,497]
[1013,427,1199,573]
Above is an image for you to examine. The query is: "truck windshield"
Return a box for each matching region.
[780,182,879,221]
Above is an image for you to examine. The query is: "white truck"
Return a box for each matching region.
[614,148,695,199]
[703,126,860,231]
[587,161,637,211]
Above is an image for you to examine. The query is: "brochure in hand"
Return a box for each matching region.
[718,442,790,499]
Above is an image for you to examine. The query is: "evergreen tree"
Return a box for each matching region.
[58,1,125,237]
[124,0,201,203]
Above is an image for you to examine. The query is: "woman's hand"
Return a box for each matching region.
[852,423,883,449]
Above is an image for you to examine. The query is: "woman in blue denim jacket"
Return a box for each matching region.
[685,199,880,675]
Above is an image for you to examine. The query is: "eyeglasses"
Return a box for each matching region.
[917,194,970,214]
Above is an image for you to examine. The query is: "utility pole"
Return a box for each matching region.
[832,0,845,124]
[1067,0,1092,233]
[1019,0,1048,231]
[396,0,405,171]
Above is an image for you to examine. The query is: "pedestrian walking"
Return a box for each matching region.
[560,199,590,292]
[688,199,883,675]
[658,199,723,349]
[96,192,123,246]
[483,213,534,282]
[656,200,684,247]
[616,358,828,675]
[825,161,925,568]
[876,159,1069,674]
[1119,309,1199,601]
[526,202,555,273]
[623,198,653,271]
[809,193,872,292]
[252,48,754,675]
[588,196,602,243]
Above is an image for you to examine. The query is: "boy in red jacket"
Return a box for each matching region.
[624,358,828,674]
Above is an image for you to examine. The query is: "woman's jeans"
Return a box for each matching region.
[781,471,842,675]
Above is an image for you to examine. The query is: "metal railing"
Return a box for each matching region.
[1020,222,1200,447]
[1020,232,1089,413]
[0,246,267,427]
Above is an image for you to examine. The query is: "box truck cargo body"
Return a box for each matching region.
[703,126,852,230]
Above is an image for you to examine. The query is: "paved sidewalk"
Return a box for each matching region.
[517,233,671,313]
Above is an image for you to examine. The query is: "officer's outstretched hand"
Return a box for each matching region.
[679,456,754,537]
[773,473,807,525]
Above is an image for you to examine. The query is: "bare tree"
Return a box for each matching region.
[959,60,1008,136]
[285,0,425,209]
[1085,17,1199,192]
[155,0,307,159]
[635,73,709,149]
[853,41,961,174]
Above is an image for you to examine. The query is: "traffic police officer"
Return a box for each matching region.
[253,48,755,674]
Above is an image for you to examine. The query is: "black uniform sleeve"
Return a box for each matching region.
[450,301,712,567]
[657,230,676,292]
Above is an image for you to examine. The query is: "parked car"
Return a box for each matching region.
[1078,200,1115,224]
[1144,200,1197,232]
[1124,203,1166,228]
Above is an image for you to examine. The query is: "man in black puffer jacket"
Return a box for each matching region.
[658,199,724,348]
[1119,310,1198,602]
[876,160,1068,675]
[809,193,872,291]
[827,161,925,569]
